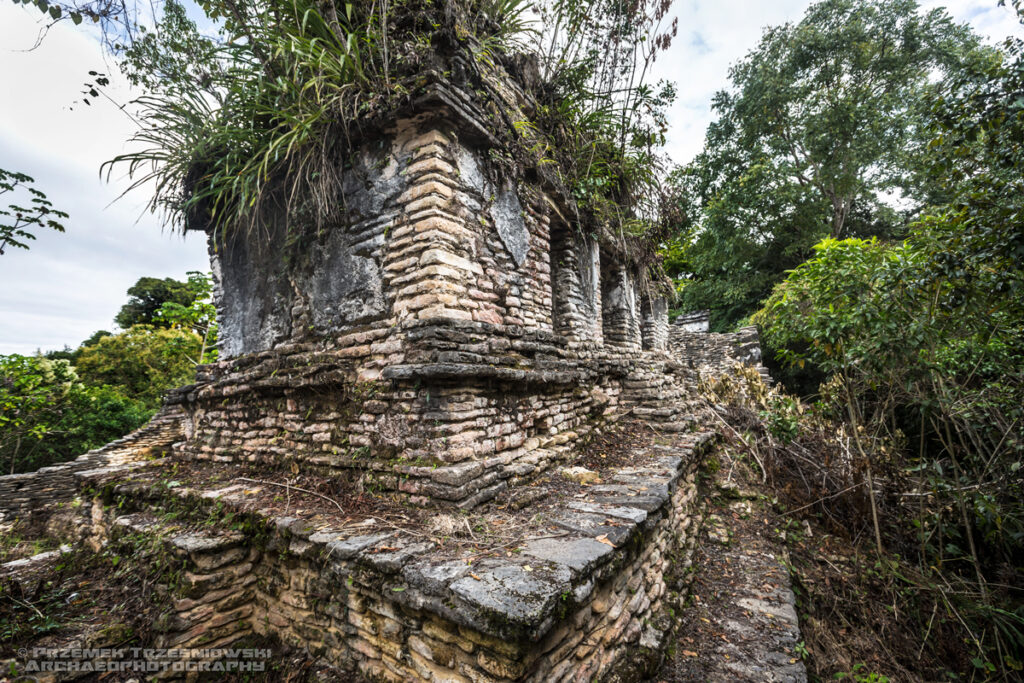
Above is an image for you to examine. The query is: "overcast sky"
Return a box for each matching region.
[1,0,1021,355]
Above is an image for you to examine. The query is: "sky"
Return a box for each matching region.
[1,0,1022,355]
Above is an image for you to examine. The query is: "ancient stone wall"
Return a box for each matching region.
[211,122,557,365]
[673,310,710,333]
[668,323,769,381]
[0,405,186,523]
[68,428,712,682]
[600,264,643,351]
[550,226,602,347]
[250,464,701,682]
[167,111,688,510]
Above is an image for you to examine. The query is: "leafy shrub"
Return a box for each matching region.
[0,356,151,474]
[75,325,202,406]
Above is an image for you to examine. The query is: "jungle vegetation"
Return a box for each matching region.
[675,0,1024,678]
[0,272,215,473]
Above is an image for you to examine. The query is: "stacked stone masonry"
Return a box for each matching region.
[173,107,705,507]
[0,71,779,681]
[35,428,711,682]
[667,316,771,383]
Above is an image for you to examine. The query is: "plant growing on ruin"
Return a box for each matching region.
[532,0,679,234]
[102,0,541,244]
[76,0,679,283]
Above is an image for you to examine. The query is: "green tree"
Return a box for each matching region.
[81,329,113,347]
[46,384,152,463]
[0,355,149,473]
[44,330,112,363]
[114,274,205,329]
[155,271,218,363]
[669,0,987,330]
[753,11,1024,661]
[75,325,202,406]
[0,355,75,473]
[755,233,1024,674]
[0,168,68,257]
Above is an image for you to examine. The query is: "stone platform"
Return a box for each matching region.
[1,409,717,681]
[64,422,715,681]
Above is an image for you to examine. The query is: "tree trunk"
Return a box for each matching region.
[830,194,852,239]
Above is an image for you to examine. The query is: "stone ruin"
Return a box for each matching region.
[0,40,772,683]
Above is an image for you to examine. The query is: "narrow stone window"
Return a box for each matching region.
[641,295,668,351]
[549,223,574,339]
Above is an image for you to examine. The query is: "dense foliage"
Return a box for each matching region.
[74,325,204,404]
[665,0,988,329]
[0,272,216,472]
[153,270,219,363]
[115,271,209,329]
[0,355,151,474]
[751,6,1024,675]
[530,0,678,231]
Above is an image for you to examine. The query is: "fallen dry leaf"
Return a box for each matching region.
[595,534,616,548]
[682,650,698,658]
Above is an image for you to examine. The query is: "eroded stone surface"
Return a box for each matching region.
[521,536,613,574]
[493,183,530,267]
[450,562,571,633]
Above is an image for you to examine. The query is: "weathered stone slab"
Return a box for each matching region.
[520,536,613,574]
[402,559,472,595]
[325,533,395,560]
[566,501,648,525]
[493,184,529,267]
[360,539,434,573]
[588,494,666,512]
[449,562,572,639]
[550,512,635,547]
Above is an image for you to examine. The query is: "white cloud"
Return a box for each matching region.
[0,4,207,355]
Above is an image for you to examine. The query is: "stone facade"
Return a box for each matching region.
[0,58,776,682]
[668,320,770,382]
[166,101,695,511]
